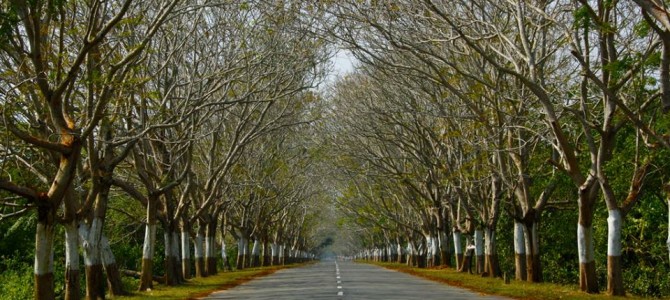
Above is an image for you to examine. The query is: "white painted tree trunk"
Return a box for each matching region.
[607,210,622,258]
[35,221,55,297]
[577,224,595,266]
[194,233,204,261]
[453,230,462,269]
[251,240,260,256]
[64,222,80,300]
[143,224,157,260]
[81,218,103,267]
[514,222,526,280]
[65,224,79,273]
[164,232,172,258]
[205,236,213,261]
[182,231,190,262]
[514,222,525,257]
[100,236,116,266]
[474,230,484,257]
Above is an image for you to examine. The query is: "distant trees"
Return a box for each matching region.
[326,0,670,297]
[0,1,330,299]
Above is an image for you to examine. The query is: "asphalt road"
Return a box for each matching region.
[204,260,508,299]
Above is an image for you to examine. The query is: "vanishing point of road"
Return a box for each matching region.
[204,260,509,299]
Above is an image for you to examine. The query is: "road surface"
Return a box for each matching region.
[204,260,508,299]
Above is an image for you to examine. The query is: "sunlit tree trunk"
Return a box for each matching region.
[513,222,527,281]
[453,229,462,270]
[205,218,217,275]
[139,198,157,291]
[181,226,191,279]
[35,209,56,300]
[64,222,80,300]
[474,229,484,274]
[194,225,206,277]
[578,183,598,293]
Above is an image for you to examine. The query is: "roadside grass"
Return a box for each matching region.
[116,264,306,300]
[366,262,657,300]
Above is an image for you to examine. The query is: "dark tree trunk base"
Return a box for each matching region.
[65,268,80,300]
[86,264,105,300]
[607,256,624,296]
[35,272,55,300]
[104,263,127,296]
[579,261,599,293]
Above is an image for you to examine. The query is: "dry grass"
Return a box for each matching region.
[367,262,662,300]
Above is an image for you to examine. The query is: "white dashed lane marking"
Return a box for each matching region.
[336,261,343,297]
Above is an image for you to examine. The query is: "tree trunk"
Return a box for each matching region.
[271,243,279,265]
[82,218,105,299]
[194,230,206,277]
[65,223,80,300]
[35,215,56,300]
[524,221,542,282]
[484,228,500,277]
[438,232,450,267]
[459,247,474,273]
[181,230,191,279]
[205,220,217,275]
[164,231,177,286]
[514,222,527,281]
[578,184,598,294]
[453,230,463,270]
[262,242,271,266]
[250,239,261,267]
[606,209,624,296]
[172,232,183,283]
[236,237,247,270]
[474,229,484,274]
[101,236,125,296]
[138,222,156,291]
[221,239,231,271]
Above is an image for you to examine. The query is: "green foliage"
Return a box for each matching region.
[0,256,33,300]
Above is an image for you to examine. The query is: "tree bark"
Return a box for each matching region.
[205,219,217,275]
[164,231,177,286]
[606,209,624,296]
[181,230,191,279]
[139,195,159,290]
[65,223,80,300]
[271,243,279,265]
[82,218,105,300]
[513,222,527,281]
[194,230,206,277]
[578,184,599,293]
[523,221,542,282]
[250,239,261,267]
[236,237,247,270]
[101,236,125,296]
[35,218,55,300]
[453,230,462,270]
[484,228,500,277]
[474,229,484,274]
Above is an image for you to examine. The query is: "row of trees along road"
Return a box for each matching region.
[0,1,333,299]
[323,0,670,297]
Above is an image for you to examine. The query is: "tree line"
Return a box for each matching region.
[323,0,670,297]
[0,1,332,299]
